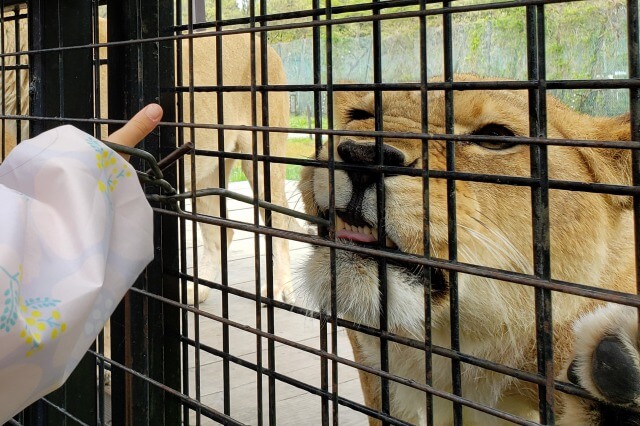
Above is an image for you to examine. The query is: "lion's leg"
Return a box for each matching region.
[239,139,293,303]
[348,330,383,426]
[186,157,235,305]
[558,304,640,425]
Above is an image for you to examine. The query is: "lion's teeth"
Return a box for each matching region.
[363,226,371,236]
[386,237,394,248]
[336,216,344,232]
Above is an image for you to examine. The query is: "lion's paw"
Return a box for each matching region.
[560,305,640,425]
[185,282,211,305]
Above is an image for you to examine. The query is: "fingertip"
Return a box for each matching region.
[144,103,163,122]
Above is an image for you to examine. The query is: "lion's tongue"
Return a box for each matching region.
[336,229,377,243]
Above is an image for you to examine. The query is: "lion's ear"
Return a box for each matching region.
[577,114,633,210]
[334,90,373,129]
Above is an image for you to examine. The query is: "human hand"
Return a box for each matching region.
[104,103,163,160]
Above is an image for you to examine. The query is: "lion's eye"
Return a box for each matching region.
[470,124,517,150]
[347,108,374,121]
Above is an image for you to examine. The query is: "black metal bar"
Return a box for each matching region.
[170,78,640,92]
[26,1,97,423]
[105,1,181,425]
[248,2,265,425]
[153,1,182,425]
[314,0,330,424]
[169,0,586,35]
[371,0,391,423]
[258,0,277,423]
[7,112,640,150]
[628,0,640,338]
[130,287,542,426]
[323,2,340,425]
[443,2,462,424]
[107,2,150,424]
[1,6,6,162]
[526,4,554,424]
[184,2,204,425]
[161,273,637,406]
[12,2,20,143]
[158,205,640,308]
[213,0,233,419]
[173,3,193,424]
[419,0,434,424]
[90,350,247,426]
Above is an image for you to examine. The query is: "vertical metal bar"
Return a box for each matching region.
[151,1,181,424]
[442,2,462,424]
[92,1,103,140]
[1,5,6,161]
[184,2,203,425]
[174,3,192,424]
[257,0,277,424]
[248,1,264,424]
[315,1,331,424]
[12,3,19,143]
[213,0,232,418]
[628,0,640,309]
[27,1,97,423]
[105,3,127,426]
[526,4,554,424]
[106,1,180,424]
[371,1,391,423]
[324,3,339,425]
[419,1,434,425]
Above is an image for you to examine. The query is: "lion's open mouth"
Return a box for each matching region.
[317,210,449,292]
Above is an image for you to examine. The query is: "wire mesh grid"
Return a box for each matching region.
[0,0,638,425]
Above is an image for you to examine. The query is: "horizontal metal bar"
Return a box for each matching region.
[172,0,584,37]
[0,0,586,61]
[39,399,91,426]
[6,114,637,151]
[154,141,193,172]
[190,149,639,197]
[155,206,640,308]
[88,349,246,426]
[175,78,640,94]
[149,188,329,226]
[129,278,630,413]
[178,335,412,426]
[128,287,538,426]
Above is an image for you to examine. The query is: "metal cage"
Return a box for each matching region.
[1,0,638,425]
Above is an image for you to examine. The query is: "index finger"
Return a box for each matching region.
[105,103,163,149]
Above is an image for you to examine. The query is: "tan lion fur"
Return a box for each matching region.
[299,74,634,424]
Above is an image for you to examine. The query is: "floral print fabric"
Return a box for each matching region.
[0,125,153,422]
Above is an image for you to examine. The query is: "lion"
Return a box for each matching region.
[298,74,637,424]
[179,32,295,304]
[1,17,295,304]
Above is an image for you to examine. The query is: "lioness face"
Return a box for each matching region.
[299,77,632,336]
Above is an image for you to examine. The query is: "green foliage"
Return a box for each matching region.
[194,0,629,116]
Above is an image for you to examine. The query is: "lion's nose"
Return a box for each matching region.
[337,140,406,189]
[337,140,405,167]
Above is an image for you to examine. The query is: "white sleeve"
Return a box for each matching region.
[0,125,154,422]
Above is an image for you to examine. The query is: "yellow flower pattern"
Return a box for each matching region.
[19,300,67,358]
[95,150,132,194]
[0,265,66,357]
